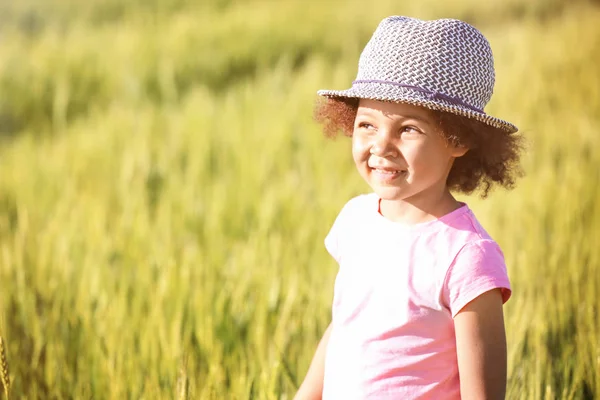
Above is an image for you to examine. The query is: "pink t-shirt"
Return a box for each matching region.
[322,193,511,399]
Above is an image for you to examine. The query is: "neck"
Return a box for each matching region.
[379,187,462,225]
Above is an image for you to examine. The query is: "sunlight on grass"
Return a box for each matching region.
[0,0,598,398]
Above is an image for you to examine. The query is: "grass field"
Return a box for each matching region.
[0,0,599,398]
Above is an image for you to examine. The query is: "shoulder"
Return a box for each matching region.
[431,207,511,312]
[425,205,498,269]
[443,237,511,316]
[452,239,506,269]
[333,192,377,222]
[440,204,495,243]
[343,192,377,211]
[448,208,506,268]
[325,193,376,263]
[441,207,507,282]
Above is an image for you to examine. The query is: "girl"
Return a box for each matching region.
[295,16,523,399]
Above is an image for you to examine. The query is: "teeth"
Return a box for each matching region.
[374,168,399,174]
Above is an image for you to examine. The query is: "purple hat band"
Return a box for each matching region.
[352,80,485,114]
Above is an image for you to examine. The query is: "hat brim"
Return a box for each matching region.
[317,82,518,134]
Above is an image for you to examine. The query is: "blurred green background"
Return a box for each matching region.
[0,0,599,398]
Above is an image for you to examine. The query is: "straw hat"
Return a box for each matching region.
[318,16,517,133]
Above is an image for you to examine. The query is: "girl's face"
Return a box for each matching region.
[352,99,467,205]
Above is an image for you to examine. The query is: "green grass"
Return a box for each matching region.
[0,0,599,398]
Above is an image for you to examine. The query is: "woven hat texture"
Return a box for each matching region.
[318,16,517,133]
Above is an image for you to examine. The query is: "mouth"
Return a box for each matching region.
[370,167,407,182]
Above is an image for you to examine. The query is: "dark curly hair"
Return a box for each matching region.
[314,97,524,198]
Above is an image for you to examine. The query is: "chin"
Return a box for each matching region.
[372,186,408,201]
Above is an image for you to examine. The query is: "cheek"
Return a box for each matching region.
[403,141,438,164]
[351,135,369,162]
[408,144,453,174]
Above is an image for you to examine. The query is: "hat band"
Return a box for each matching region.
[352,80,485,114]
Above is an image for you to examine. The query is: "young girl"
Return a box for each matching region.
[295,16,523,399]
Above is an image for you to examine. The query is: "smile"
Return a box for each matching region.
[370,167,407,182]
[373,168,400,174]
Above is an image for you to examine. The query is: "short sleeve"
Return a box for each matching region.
[324,200,355,264]
[325,206,347,264]
[442,239,511,318]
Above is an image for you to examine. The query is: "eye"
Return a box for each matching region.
[355,121,377,136]
[401,125,422,136]
[357,121,375,130]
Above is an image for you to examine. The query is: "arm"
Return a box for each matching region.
[294,323,332,400]
[454,288,507,400]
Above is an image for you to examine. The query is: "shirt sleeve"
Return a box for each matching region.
[324,200,353,264]
[442,239,511,318]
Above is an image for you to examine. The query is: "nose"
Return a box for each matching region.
[369,130,398,158]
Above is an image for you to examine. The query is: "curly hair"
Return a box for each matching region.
[314,97,524,198]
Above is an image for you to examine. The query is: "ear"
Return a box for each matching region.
[450,145,469,158]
